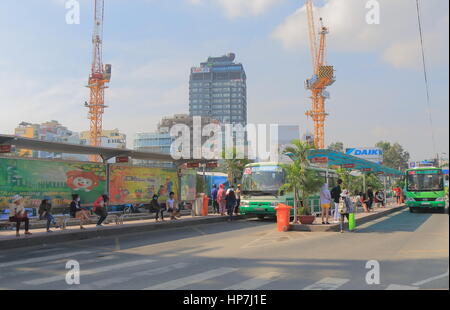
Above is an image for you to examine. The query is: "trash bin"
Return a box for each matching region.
[202,194,209,216]
[275,204,292,232]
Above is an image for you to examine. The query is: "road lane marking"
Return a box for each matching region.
[24,259,156,285]
[143,267,238,290]
[71,262,190,290]
[0,251,92,268]
[31,248,65,254]
[303,277,350,290]
[385,284,419,290]
[413,269,449,286]
[224,272,281,290]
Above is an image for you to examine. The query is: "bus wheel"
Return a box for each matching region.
[409,207,416,213]
[257,215,265,220]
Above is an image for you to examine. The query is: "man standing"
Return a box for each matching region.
[367,186,374,211]
[331,179,343,223]
[211,184,219,214]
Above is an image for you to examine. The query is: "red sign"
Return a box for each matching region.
[0,145,11,153]
[377,171,385,175]
[206,162,218,168]
[116,156,129,163]
[342,164,355,169]
[311,157,329,164]
[362,168,372,172]
[187,162,200,169]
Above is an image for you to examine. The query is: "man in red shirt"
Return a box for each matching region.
[93,194,109,227]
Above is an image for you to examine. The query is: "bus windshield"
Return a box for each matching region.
[407,170,444,192]
[242,165,284,195]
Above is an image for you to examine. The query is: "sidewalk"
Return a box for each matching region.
[0,212,250,250]
[290,204,407,232]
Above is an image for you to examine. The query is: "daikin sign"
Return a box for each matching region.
[345,148,383,164]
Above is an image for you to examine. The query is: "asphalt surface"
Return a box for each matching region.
[0,207,448,290]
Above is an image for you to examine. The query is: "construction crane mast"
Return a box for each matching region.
[304,0,335,149]
[86,0,111,161]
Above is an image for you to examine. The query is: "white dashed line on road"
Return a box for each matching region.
[303,277,350,290]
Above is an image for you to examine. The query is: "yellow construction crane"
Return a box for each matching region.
[304,0,335,149]
[86,0,111,161]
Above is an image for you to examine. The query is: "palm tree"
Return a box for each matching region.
[281,140,323,223]
[221,148,251,186]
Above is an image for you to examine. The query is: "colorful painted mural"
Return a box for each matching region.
[0,157,106,209]
[109,165,178,204]
[180,169,197,201]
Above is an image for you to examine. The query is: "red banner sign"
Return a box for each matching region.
[206,162,218,168]
[115,156,129,163]
[362,168,372,172]
[0,145,11,153]
[187,162,200,169]
[342,164,355,169]
[311,157,329,164]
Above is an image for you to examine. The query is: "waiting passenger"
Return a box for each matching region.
[70,194,90,230]
[9,195,32,237]
[39,196,57,233]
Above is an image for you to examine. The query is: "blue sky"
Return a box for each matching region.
[0,0,448,161]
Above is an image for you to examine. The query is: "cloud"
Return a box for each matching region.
[186,0,284,18]
[272,0,449,69]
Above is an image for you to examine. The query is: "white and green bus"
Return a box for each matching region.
[405,167,447,213]
[239,162,339,219]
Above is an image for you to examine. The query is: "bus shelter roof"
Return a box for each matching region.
[307,149,403,176]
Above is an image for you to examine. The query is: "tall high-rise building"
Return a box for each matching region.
[189,53,247,126]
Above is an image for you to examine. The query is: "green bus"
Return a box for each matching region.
[405,167,446,213]
[239,162,339,219]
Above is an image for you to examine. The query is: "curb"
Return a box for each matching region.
[290,205,407,232]
[0,214,252,250]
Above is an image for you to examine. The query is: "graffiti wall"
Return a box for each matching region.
[0,157,106,209]
[109,165,178,204]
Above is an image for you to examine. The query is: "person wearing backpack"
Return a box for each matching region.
[339,189,354,233]
[330,179,343,223]
[70,194,90,230]
[225,186,237,222]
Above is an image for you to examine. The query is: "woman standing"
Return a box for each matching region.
[93,194,109,227]
[339,190,355,233]
[320,183,332,225]
[39,196,57,233]
[9,195,32,237]
[217,184,226,216]
[70,194,90,230]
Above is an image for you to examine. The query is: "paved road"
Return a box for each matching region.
[0,208,448,290]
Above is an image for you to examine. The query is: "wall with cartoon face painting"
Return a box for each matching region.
[0,157,106,209]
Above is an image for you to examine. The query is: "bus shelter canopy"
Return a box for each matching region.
[307,149,403,176]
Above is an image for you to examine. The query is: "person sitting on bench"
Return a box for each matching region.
[9,195,32,237]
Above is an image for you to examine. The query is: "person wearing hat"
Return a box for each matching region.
[39,196,57,233]
[9,195,32,237]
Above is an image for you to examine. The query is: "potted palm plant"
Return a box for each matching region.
[281,140,323,224]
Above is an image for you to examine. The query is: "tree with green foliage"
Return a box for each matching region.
[280,140,323,223]
[221,148,251,186]
[376,141,410,170]
[328,142,344,153]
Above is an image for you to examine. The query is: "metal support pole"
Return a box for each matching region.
[363,173,366,194]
